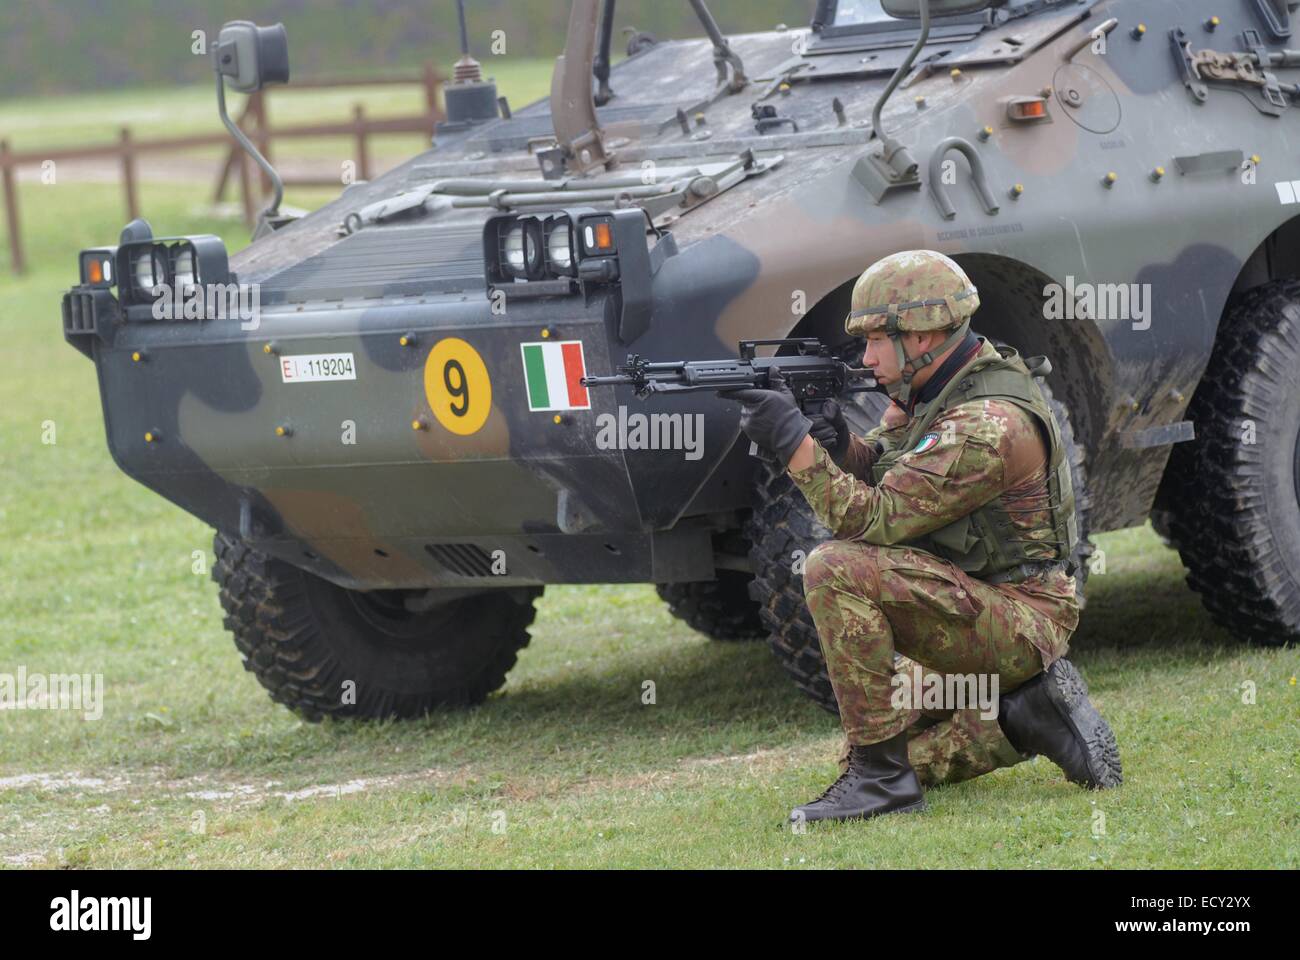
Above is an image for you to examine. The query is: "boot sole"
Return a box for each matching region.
[792,796,928,825]
[1045,659,1123,790]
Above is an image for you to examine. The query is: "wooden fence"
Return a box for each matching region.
[0,63,445,274]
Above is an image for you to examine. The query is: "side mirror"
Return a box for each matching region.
[881,0,998,17]
[214,21,289,93]
[212,21,290,230]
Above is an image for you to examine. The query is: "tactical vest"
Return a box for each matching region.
[869,341,1078,581]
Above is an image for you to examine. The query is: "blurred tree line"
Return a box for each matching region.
[0,0,815,97]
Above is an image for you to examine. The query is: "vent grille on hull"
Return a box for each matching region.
[425,543,496,577]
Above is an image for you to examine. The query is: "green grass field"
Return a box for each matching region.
[0,83,1296,870]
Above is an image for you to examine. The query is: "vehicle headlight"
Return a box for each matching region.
[133,247,165,295]
[172,247,197,292]
[500,218,546,281]
[545,216,575,275]
[502,224,526,274]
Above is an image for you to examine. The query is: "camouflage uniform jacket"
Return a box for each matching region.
[789,341,1080,631]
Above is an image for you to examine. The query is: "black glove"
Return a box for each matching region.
[718,365,812,468]
[808,398,851,467]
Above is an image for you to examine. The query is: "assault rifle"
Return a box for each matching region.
[580,338,876,409]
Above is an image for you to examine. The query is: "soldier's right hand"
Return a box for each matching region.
[809,399,851,467]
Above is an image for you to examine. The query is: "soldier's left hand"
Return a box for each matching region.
[718,364,813,467]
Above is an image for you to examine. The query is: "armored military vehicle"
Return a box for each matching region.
[63,0,1300,720]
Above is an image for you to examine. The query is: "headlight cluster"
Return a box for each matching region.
[485,208,620,287]
[127,241,199,296]
[499,214,580,281]
[480,206,660,338]
[106,234,231,304]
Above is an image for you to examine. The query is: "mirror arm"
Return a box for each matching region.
[215,73,283,220]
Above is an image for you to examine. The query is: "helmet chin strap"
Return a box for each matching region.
[886,318,970,406]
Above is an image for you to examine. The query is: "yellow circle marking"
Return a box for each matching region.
[424,337,491,436]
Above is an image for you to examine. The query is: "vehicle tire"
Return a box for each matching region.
[1147,505,1177,548]
[744,376,1092,714]
[743,392,889,713]
[1041,378,1095,604]
[1157,279,1300,647]
[655,569,766,641]
[212,531,543,721]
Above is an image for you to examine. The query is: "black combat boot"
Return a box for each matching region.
[997,657,1122,790]
[789,730,926,825]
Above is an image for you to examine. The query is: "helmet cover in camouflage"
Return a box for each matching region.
[845,250,980,337]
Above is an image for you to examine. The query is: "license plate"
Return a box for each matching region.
[279,352,357,383]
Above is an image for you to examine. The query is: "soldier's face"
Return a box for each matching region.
[861,331,933,385]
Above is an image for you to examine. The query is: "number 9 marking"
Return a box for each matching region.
[424,338,491,436]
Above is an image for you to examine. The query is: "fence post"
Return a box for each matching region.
[120,128,139,221]
[1,140,25,275]
[353,103,371,181]
[422,61,440,129]
[237,150,256,227]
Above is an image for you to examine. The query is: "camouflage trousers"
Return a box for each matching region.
[803,540,1072,788]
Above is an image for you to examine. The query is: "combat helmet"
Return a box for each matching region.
[845,250,980,404]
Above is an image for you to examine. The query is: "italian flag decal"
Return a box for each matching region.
[520,340,591,412]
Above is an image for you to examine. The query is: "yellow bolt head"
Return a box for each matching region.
[263,343,273,354]
[553,415,562,425]
[1105,171,1117,182]
[144,431,155,443]
[1012,184,1024,194]
[1155,166,1165,176]
[1251,154,1261,164]
[275,425,287,437]
[1136,23,1146,33]
[950,68,962,78]
[540,328,550,338]
[131,351,142,362]
[1210,16,1220,26]
[399,336,409,346]
[412,419,424,431]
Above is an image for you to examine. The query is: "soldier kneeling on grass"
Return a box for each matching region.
[721,250,1122,825]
